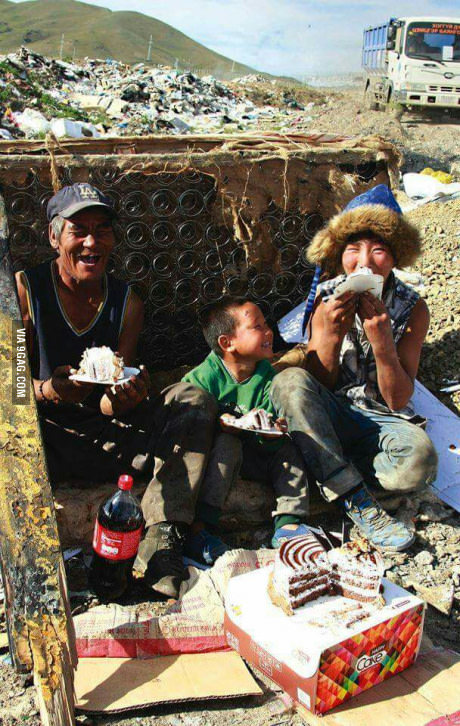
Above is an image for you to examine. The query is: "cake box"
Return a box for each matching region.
[224,567,425,715]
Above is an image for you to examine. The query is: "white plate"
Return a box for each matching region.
[69,366,140,386]
[220,416,285,438]
[241,427,284,438]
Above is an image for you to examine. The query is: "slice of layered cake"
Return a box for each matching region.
[268,534,384,616]
[78,346,124,383]
[268,533,330,616]
[328,539,384,603]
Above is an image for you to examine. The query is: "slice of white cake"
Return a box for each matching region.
[78,346,124,383]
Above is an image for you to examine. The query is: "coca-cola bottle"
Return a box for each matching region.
[89,474,144,601]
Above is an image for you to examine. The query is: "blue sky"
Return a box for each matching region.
[9,0,460,77]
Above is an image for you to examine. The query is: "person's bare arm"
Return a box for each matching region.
[15,271,34,356]
[358,292,429,410]
[305,292,357,389]
[116,289,145,367]
[15,271,95,404]
[100,290,150,416]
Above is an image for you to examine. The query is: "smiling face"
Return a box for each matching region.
[342,232,395,282]
[50,208,115,285]
[220,302,273,362]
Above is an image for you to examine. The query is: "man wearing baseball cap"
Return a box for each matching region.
[15,183,220,599]
[271,185,438,552]
[46,182,119,221]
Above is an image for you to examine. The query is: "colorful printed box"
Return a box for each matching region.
[224,567,425,715]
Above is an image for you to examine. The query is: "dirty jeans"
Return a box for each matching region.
[270,368,438,502]
[39,382,217,528]
[197,432,310,521]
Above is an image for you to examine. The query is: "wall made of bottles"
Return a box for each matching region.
[2,164,371,370]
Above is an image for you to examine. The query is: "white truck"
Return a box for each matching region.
[362,17,460,111]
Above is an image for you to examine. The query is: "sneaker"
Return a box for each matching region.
[342,485,415,552]
[183,528,229,566]
[271,523,320,549]
[135,522,188,599]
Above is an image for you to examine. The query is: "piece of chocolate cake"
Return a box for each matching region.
[268,533,330,616]
[268,535,384,615]
[328,539,384,603]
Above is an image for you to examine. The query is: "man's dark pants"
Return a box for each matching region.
[39,383,217,528]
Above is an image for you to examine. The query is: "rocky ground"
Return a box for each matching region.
[0,72,459,726]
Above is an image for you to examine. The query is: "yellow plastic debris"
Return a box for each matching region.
[420,168,453,184]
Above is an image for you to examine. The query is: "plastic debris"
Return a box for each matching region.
[420,168,454,185]
[12,108,50,137]
[403,172,460,201]
[0,45,319,140]
[50,117,100,139]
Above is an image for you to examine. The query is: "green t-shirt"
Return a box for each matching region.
[182,351,281,450]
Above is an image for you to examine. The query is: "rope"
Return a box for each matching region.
[45,132,67,192]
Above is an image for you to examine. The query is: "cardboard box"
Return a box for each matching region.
[224,567,425,715]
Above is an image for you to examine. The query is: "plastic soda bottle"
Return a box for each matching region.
[89,474,144,601]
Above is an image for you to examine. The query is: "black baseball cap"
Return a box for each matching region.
[47,183,117,222]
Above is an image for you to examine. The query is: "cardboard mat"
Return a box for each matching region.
[412,382,460,512]
[298,648,460,726]
[75,650,262,713]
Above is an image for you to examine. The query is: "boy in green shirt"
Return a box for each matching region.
[183,296,314,561]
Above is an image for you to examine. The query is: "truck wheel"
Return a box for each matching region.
[364,85,379,111]
[385,92,404,118]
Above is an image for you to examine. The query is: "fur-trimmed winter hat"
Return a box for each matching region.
[307,185,421,274]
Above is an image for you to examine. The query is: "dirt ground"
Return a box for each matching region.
[0,86,459,726]
[309,88,460,173]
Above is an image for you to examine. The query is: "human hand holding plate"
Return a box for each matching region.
[220,409,285,438]
[69,366,140,385]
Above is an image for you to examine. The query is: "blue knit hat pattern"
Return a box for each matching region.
[344,184,402,215]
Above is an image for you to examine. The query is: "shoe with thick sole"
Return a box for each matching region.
[135,521,188,599]
[183,528,229,566]
[343,485,415,552]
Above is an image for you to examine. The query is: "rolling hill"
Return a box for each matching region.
[0,0,260,78]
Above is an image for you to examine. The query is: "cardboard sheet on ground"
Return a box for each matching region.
[74,651,262,713]
[300,647,460,726]
[413,381,460,512]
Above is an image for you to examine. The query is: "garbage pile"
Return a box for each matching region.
[232,73,317,112]
[0,46,321,140]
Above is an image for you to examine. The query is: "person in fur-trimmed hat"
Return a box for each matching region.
[307,183,422,275]
[271,185,438,552]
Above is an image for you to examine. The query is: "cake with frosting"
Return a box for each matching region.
[268,534,383,616]
[78,346,124,383]
[221,409,278,432]
[268,533,330,616]
[328,539,384,603]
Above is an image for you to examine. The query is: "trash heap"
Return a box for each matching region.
[0,46,322,140]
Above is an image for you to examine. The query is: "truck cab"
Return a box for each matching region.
[363,17,460,111]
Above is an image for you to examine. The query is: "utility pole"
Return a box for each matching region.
[72,42,76,62]
[147,34,153,62]
[175,57,179,70]
[59,33,65,60]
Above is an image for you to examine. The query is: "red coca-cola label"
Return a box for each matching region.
[93,520,143,561]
